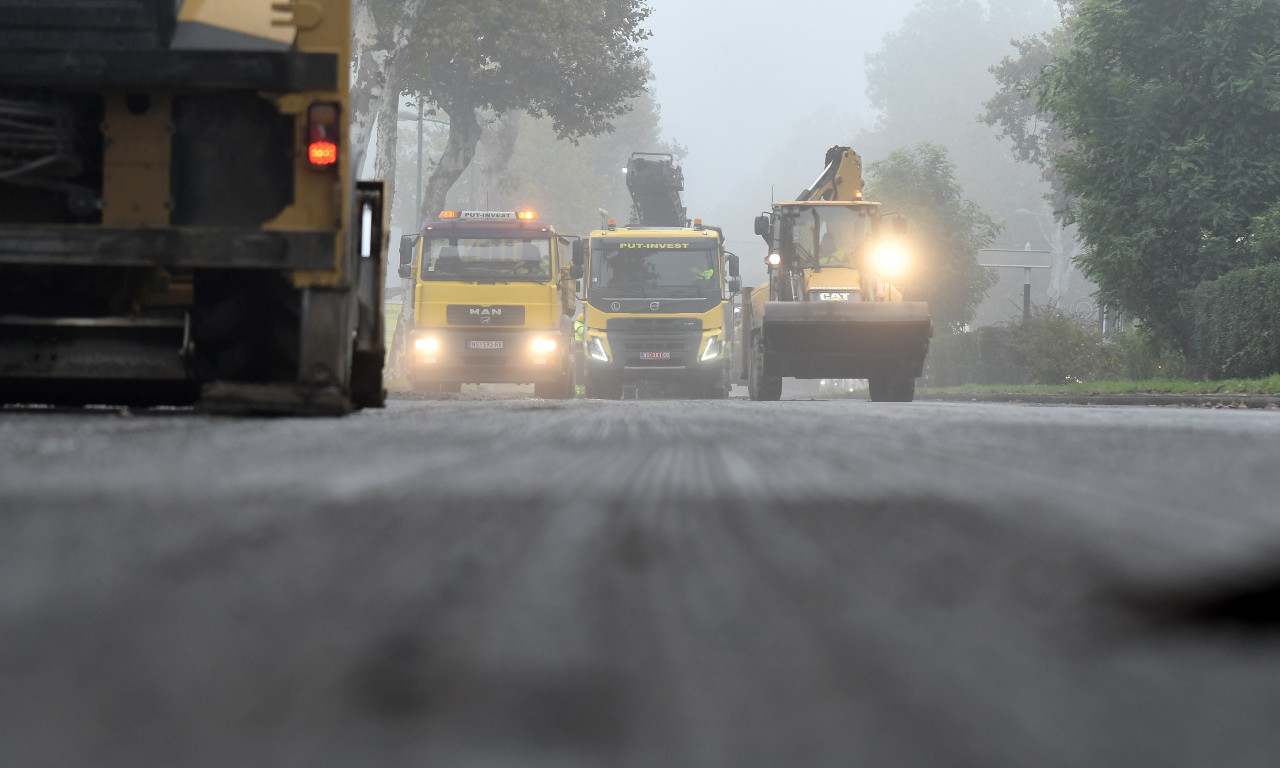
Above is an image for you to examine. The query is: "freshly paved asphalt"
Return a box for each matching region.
[2,389,1278,767]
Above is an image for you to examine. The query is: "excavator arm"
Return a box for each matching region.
[797,146,864,202]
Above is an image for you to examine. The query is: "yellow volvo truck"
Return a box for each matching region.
[0,0,386,414]
[576,153,740,399]
[394,210,578,398]
[742,146,932,402]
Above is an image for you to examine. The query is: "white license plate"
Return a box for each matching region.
[641,351,671,360]
[468,340,503,350]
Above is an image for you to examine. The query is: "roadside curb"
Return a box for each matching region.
[917,392,1280,408]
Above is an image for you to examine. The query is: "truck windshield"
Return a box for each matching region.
[588,243,720,297]
[420,237,554,281]
[782,205,874,267]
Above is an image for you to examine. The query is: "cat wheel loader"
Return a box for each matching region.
[740,146,932,402]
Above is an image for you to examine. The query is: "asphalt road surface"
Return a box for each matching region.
[2,390,1279,767]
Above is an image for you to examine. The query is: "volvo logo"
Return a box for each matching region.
[650,301,661,311]
[611,301,621,311]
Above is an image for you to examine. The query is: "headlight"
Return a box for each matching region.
[414,336,440,354]
[766,252,782,267]
[871,242,908,277]
[530,337,558,355]
[700,336,723,362]
[587,336,609,362]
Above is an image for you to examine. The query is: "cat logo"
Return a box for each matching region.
[817,292,853,301]
[470,307,503,324]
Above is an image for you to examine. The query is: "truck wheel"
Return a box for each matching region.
[747,335,781,401]
[584,371,621,400]
[868,376,915,402]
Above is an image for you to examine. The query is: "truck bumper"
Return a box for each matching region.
[408,328,570,385]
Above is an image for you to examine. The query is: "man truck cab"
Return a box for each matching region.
[395,210,578,398]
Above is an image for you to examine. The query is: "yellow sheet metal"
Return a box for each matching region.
[178,0,296,47]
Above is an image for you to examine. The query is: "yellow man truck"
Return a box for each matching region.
[394,210,578,398]
[742,146,932,402]
[0,0,386,414]
[575,153,740,399]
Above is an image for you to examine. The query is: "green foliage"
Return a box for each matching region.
[859,0,1059,220]
[1190,262,1280,379]
[1033,0,1280,351]
[380,0,653,222]
[925,308,1186,386]
[867,144,1000,330]
[982,4,1078,206]
[1017,306,1105,384]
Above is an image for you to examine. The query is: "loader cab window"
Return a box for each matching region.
[420,237,554,281]
[588,241,720,298]
[780,205,874,268]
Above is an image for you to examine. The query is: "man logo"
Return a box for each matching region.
[650,301,661,311]
[469,307,503,325]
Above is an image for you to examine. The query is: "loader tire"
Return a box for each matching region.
[747,335,781,401]
[868,375,915,402]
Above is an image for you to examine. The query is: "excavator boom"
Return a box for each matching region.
[797,146,865,202]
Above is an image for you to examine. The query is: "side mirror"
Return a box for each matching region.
[569,264,583,280]
[397,264,411,279]
[754,214,771,237]
[727,276,741,295]
[399,234,419,266]
[572,240,585,268]
[726,252,740,278]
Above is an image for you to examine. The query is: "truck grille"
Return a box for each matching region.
[607,317,702,366]
[446,304,524,326]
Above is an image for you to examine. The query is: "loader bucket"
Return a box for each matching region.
[760,300,932,379]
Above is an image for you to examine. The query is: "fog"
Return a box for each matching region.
[644,1,916,276]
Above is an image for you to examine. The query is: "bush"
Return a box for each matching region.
[1190,262,1280,379]
[1017,307,1102,384]
[923,308,1188,386]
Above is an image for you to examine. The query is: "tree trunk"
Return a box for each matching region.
[420,102,482,223]
[372,57,401,223]
[348,2,387,178]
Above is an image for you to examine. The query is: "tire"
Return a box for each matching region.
[747,334,781,401]
[584,370,622,400]
[868,375,915,402]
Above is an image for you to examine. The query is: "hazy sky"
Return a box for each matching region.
[643,0,919,263]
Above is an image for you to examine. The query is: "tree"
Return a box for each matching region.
[982,1,1078,207]
[1034,0,1280,349]
[867,144,999,331]
[354,0,652,228]
[859,0,1059,221]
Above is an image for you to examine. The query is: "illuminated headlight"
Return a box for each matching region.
[871,242,908,277]
[530,337,558,355]
[700,336,723,362]
[414,336,440,354]
[766,252,782,267]
[587,336,609,362]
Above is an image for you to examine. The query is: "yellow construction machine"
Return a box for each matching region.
[0,0,386,414]
[740,146,932,401]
